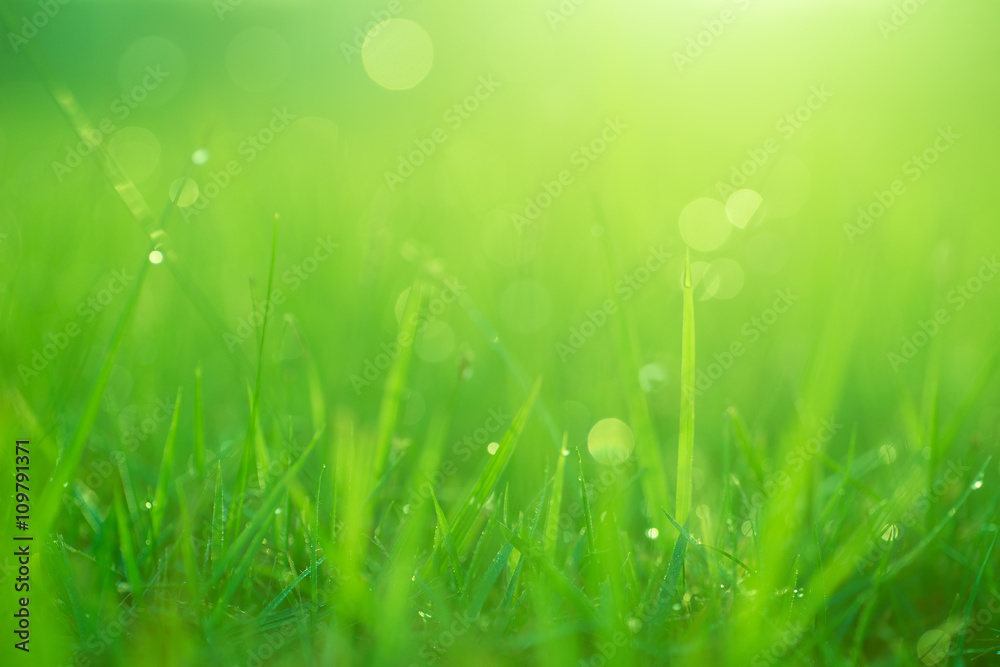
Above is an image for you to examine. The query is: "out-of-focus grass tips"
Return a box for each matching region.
[2,1,1000,666]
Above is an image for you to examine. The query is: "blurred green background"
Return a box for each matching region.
[2,0,1000,665]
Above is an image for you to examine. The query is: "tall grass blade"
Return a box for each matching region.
[151,387,182,539]
[676,250,696,527]
[229,216,280,542]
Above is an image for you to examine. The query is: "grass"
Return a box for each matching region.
[3,3,1000,667]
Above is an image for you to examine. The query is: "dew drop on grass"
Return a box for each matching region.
[191,148,210,165]
[646,528,659,539]
[144,501,152,509]
[487,442,499,455]
[587,418,634,466]
[879,443,897,464]
[971,479,983,490]
[741,521,753,536]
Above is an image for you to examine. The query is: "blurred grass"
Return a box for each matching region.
[2,0,1000,666]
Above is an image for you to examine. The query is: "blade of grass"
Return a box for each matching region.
[577,448,597,555]
[114,484,144,603]
[676,249,696,527]
[211,462,225,578]
[372,282,424,480]
[430,488,467,596]
[194,364,206,477]
[544,438,568,563]
[151,387,182,539]
[228,215,280,544]
[450,377,542,552]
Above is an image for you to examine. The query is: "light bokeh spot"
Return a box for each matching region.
[415,320,455,362]
[170,177,199,207]
[638,363,667,393]
[916,630,950,665]
[362,20,434,90]
[679,198,731,252]
[587,418,634,466]
[725,189,764,229]
[108,127,160,182]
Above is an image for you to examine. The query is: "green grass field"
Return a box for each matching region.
[1,1,1000,665]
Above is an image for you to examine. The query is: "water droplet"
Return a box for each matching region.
[144,501,152,509]
[646,527,659,539]
[972,480,983,490]
[879,443,897,464]
[148,250,164,264]
[487,442,499,455]
[191,148,210,165]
